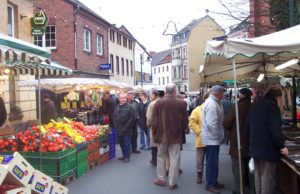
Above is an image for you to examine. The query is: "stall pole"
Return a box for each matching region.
[292,73,297,125]
[232,58,244,194]
[37,66,43,171]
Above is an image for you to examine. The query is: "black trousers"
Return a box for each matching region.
[151,147,158,163]
[131,122,138,151]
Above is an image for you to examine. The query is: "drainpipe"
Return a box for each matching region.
[73,4,80,70]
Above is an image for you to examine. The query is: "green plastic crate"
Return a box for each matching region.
[76,148,88,178]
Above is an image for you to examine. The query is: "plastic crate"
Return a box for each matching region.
[22,148,77,183]
[99,152,109,164]
[76,148,88,178]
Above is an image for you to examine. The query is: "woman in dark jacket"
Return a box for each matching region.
[0,97,7,126]
[223,88,252,194]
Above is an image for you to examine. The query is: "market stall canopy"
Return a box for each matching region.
[133,84,166,92]
[18,78,133,93]
[204,25,300,82]
[0,33,72,75]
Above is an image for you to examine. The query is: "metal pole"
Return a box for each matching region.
[233,58,244,194]
[38,66,43,171]
[289,0,294,27]
[140,53,143,87]
[292,73,297,125]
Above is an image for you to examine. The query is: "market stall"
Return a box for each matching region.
[203,24,300,194]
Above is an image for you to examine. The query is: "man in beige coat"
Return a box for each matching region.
[146,89,159,166]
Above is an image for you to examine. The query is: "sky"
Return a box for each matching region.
[79,0,246,52]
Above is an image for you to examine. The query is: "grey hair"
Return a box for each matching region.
[165,83,176,95]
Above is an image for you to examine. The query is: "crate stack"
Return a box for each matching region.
[76,143,88,179]
[99,135,109,164]
[87,138,100,168]
[108,129,117,160]
[21,148,77,184]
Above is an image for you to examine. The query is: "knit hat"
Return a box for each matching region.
[239,88,252,98]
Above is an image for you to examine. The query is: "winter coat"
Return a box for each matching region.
[189,104,205,148]
[146,98,158,147]
[137,100,149,130]
[202,94,224,145]
[128,99,139,135]
[41,99,57,124]
[102,95,117,129]
[223,97,252,158]
[151,94,188,144]
[245,95,285,162]
[0,97,7,126]
[113,103,134,136]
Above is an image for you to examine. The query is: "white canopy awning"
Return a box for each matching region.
[204,25,300,82]
[0,33,72,76]
[19,78,133,93]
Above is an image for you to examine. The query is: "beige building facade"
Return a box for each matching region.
[0,0,37,125]
[171,15,225,93]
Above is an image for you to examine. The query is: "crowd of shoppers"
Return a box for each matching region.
[108,84,289,193]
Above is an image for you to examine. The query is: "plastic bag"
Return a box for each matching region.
[249,158,254,173]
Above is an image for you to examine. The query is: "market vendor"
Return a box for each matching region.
[41,94,57,124]
[0,96,7,126]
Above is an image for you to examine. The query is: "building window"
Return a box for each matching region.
[178,86,180,92]
[183,47,187,59]
[158,67,160,73]
[96,34,103,55]
[173,68,176,78]
[158,77,161,85]
[116,56,120,74]
[117,33,121,45]
[184,85,187,92]
[183,65,187,78]
[130,61,133,76]
[163,77,165,85]
[34,25,56,48]
[83,28,91,51]
[110,54,114,73]
[128,40,133,50]
[154,68,156,74]
[126,59,129,76]
[167,76,169,83]
[123,37,127,48]
[7,5,14,37]
[167,66,169,72]
[110,30,115,42]
[121,58,124,75]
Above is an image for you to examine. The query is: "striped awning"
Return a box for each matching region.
[0,33,72,76]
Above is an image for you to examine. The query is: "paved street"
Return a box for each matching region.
[68,133,235,194]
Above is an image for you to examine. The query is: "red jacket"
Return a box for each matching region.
[151,94,188,144]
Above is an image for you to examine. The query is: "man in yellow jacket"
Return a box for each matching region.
[189,92,210,184]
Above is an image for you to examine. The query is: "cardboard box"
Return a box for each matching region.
[50,181,68,194]
[30,170,53,194]
[5,185,31,194]
[0,164,8,184]
[2,152,34,187]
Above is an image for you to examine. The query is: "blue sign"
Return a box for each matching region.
[99,64,111,70]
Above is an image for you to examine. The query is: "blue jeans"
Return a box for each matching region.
[205,145,220,188]
[140,128,150,149]
[118,135,131,159]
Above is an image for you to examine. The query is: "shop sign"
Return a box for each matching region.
[31,10,48,36]
[99,64,111,70]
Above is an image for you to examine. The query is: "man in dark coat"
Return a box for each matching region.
[245,87,289,194]
[113,92,134,163]
[152,83,189,190]
[41,94,56,124]
[127,91,140,153]
[137,92,150,150]
[0,97,7,126]
[102,92,117,130]
[223,88,252,194]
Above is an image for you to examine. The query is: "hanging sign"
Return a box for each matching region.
[99,64,111,70]
[31,10,48,36]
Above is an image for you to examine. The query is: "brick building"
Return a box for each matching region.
[33,0,111,78]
